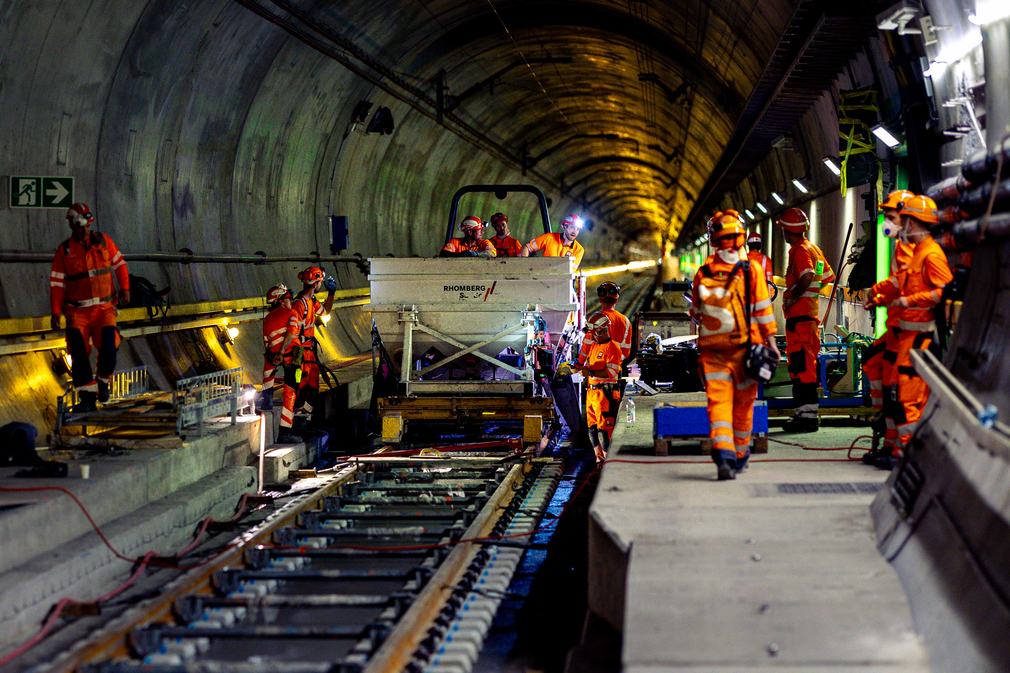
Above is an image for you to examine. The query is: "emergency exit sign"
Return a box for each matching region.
[9,176,74,209]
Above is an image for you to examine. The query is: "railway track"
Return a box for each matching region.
[35,452,565,673]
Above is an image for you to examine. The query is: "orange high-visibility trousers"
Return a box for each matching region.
[587,386,620,441]
[882,327,933,455]
[785,316,819,417]
[861,335,886,412]
[700,348,758,468]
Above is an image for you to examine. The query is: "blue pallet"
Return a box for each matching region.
[654,401,768,437]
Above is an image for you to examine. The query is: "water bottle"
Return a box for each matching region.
[978,404,998,429]
[625,396,636,423]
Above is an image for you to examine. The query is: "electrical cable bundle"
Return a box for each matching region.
[927,136,1010,247]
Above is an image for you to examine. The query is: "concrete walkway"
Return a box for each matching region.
[587,393,929,672]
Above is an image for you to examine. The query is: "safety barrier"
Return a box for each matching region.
[175,367,247,436]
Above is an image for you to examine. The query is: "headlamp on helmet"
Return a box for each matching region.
[561,215,584,230]
[66,203,94,228]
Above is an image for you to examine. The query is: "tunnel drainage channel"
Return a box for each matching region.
[75,456,563,673]
[776,482,882,495]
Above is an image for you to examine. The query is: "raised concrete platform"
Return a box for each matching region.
[587,393,930,671]
[0,408,326,653]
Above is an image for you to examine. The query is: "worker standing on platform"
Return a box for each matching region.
[862,194,951,468]
[577,281,631,363]
[747,231,774,282]
[521,214,585,270]
[260,284,294,411]
[50,203,130,412]
[488,212,522,257]
[778,207,834,433]
[692,212,779,480]
[572,312,623,464]
[860,190,917,464]
[440,216,497,257]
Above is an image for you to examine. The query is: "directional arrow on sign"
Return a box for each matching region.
[46,180,69,204]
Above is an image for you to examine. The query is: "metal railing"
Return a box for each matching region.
[175,367,247,436]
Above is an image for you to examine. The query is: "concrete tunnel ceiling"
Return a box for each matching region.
[214,0,803,249]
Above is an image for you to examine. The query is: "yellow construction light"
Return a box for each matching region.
[227,327,240,341]
[582,259,659,277]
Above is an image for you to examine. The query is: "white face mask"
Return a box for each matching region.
[716,248,740,264]
[882,220,901,239]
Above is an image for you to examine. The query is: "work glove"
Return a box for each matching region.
[323,276,337,292]
[462,250,479,257]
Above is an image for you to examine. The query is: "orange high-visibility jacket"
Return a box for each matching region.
[691,258,776,351]
[50,232,129,314]
[287,294,320,347]
[585,340,622,385]
[783,239,835,319]
[490,235,522,257]
[526,232,585,269]
[870,237,952,332]
[578,308,631,364]
[881,240,915,328]
[442,238,497,256]
[263,305,295,354]
[747,250,773,282]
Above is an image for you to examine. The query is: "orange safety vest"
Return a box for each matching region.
[692,260,775,351]
[288,294,319,348]
[527,233,585,269]
[872,237,952,332]
[442,238,497,256]
[585,340,622,384]
[784,239,835,319]
[50,232,129,314]
[490,235,522,257]
[263,305,295,354]
[577,308,631,364]
[747,250,773,282]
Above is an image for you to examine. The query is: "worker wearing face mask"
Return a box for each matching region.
[862,193,952,468]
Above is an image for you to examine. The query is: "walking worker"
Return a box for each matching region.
[260,283,294,411]
[571,312,623,464]
[50,203,130,412]
[862,193,951,468]
[746,230,774,282]
[691,212,779,480]
[778,207,834,433]
[860,190,917,463]
[577,281,631,363]
[521,214,585,270]
[440,216,497,257]
[488,212,522,257]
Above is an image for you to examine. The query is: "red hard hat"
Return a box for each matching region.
[561,215,584,230]
[266,283,292,305]
[66,203,94,227]
[460,215,485,231]
[298,266,325,284]
[776,207,809,233]
[490,212,508,226]
[747,231,762,244]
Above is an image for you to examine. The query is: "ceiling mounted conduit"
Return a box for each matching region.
[679,0,880,245]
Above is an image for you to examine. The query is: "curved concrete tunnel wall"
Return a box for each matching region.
[0,0,620,432]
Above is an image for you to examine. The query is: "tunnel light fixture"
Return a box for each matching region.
[871,124,902,148]
[822,157,842,176]
[744,209,755,219]
[771,192,784,205]
[792,179,809,194]
[219,324,239,345]
[756,203,769,214]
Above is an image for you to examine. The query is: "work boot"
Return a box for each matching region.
[275,432,301,445]
[97,380,110,403]
[258,391,274,411]
[72,392,98,413]
[717,464,736,481]
[874,452,899,470]
[781,416,819,433]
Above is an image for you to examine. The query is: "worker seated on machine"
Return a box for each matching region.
[440,215,497,257]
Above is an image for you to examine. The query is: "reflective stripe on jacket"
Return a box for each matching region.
[784,239,834,319]
[442,238,497,256]
[691,259,776,351]
[50,232,129,314]
[263,305,295,353]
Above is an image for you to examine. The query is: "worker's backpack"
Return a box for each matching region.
[694,261,750,350]
[127,274,171,318]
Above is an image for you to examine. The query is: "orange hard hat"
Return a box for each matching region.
[586,312,611,332]
[490,212,508,226]
[298,266,325,284]
[775,207,809,233]
[900,194,939,225]
[460,215,485,231]
[710,211,746,240]
[879,189,917,211]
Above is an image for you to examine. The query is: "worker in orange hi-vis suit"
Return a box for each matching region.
[273,266,335,443]
[50,203,130,413]
[261,284,294,411]
[440,216,497,257]
[746,230,774,282]
[777,207,835,433]
[577,281,631,364]
[488,212,522,257]
[862,194,952,469]
[702,210,748,265]
[691,212,779,480]
[571,312,623,464]
[521,214,585,270]
[860,190,917,464]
